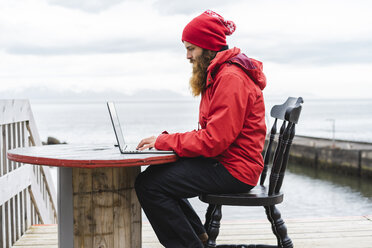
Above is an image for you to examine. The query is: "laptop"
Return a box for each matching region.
[107,102,175,154]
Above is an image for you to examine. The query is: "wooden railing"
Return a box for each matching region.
[0,100,57,248]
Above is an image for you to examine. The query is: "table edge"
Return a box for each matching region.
[7,152,178,168]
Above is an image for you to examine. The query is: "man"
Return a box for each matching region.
[135,10,267,248]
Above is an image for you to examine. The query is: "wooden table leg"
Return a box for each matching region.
[72,167,141,248]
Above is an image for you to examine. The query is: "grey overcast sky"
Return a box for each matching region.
[1,0,371,99]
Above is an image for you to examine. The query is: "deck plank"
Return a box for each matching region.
[12,216,372,248]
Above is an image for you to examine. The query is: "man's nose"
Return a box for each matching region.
[186,51,192,60]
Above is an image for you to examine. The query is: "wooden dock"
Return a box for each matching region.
[13,215,372,247]
[290,135,372,178]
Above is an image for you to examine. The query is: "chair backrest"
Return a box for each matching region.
[259,97,303,195]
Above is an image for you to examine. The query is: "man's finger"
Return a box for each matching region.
[136,140,144,149]
[137,138,150,149]
[136,136,156,150]
[138,143,154,151]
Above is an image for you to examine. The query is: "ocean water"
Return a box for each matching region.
[32,98,372,146]
[30,98,372,220]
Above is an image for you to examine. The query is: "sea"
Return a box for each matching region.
[30,97,372,220]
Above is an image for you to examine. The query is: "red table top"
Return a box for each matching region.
[7,144,178,168]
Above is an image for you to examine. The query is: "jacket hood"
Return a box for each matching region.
[207,47,266,90]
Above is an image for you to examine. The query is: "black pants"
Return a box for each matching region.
[135,157,253,248]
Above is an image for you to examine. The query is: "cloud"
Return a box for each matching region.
[1,0,372,99]
[240,40,372,65]
[152,0,238,15]
[5,38,177,55]
[3,0,372,64]
[281,41,372,64]
[263,62,372,99]
[0,50,192,95]
[0,0,185,56]
[47,0,126,13]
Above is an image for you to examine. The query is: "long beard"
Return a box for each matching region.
[189,50,217,96]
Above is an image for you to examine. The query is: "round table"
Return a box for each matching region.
[8,144,178,248]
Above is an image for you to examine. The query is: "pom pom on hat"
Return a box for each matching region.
[182,10,236,51]
[204,10,236,35]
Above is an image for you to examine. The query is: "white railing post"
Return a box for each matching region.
[0,99,58,247]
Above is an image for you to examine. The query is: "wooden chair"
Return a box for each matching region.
[199,97,304,248]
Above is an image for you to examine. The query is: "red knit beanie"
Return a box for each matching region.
[182,10,236,51]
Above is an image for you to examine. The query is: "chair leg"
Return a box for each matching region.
[264,205,293,248]
[204,204,222,248]
[204,204,214,232]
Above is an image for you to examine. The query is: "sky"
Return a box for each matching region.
[1,0,372,99]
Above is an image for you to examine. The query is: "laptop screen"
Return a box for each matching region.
[107,102,127,152]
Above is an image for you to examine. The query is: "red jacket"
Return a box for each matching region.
[155,47,267,186]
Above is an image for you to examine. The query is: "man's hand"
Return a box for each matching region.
[136,136,157,151]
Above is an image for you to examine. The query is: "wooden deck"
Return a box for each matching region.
[13,216,372,248]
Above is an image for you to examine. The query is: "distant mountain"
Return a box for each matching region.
[0,86,324,103]
[0,87,194,102]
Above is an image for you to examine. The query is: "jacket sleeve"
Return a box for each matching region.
[155,72,252,157]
